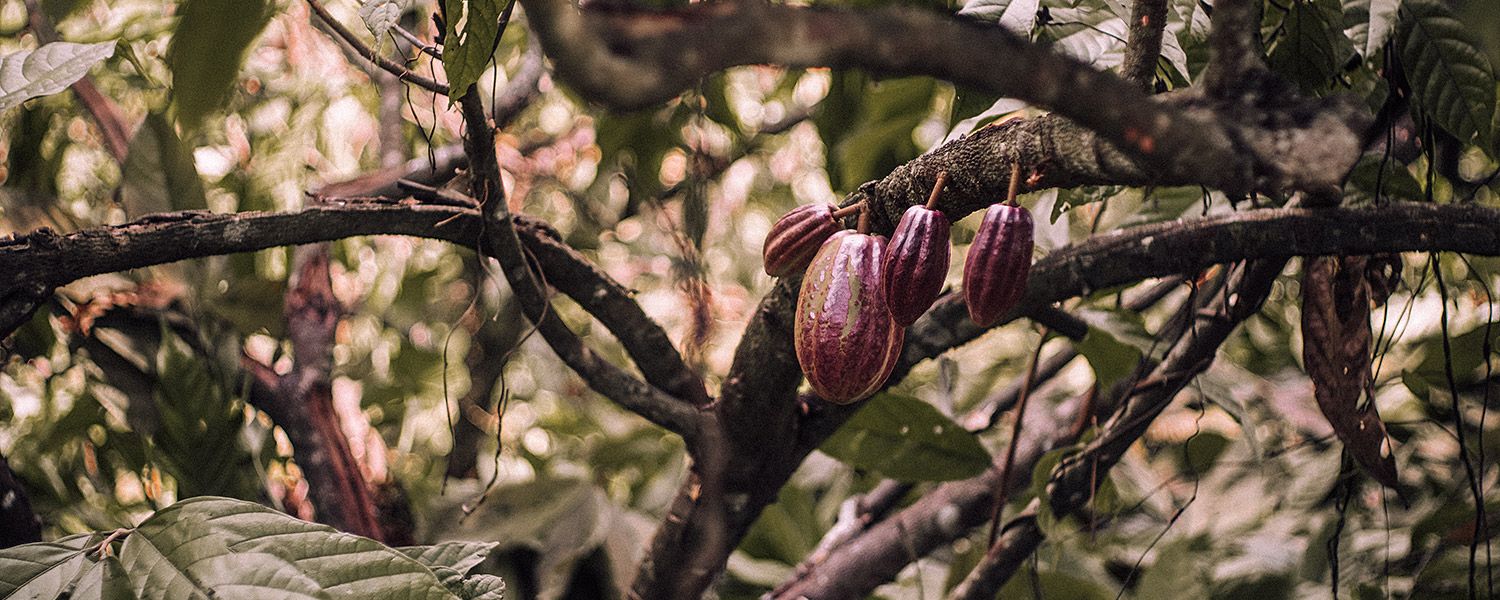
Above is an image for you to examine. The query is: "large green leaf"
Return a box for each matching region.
[65,557,135,600]
[1268,0,1350,94]
[819,76,938,191]
[1398,0,1498,153]
[1342,0,1401,59]
[1075,308,1155,392]
[167,0,272,131]
[397,541,499,575]
[120,112,208,216]
[819,393,991,482]
[442,0,507,98]
[0,534,95,599]
[122,497,460,599]
[0,41,116,113]
[956,0,1038,35]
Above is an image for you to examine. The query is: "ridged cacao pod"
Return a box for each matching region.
[763,203,840,277]
[795,230,905,404]
[963,204,1034,327]
[882,205,952,327]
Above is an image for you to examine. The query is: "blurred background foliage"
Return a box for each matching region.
[1,0,1500,598]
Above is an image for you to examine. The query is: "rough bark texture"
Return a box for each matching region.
[276,246,386,541]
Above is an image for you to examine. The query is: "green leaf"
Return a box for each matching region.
[819,393,991,482]
[120,112,208,216]
[457,574,506,600]
[0,534,94,599]
[1268,0,1350,94]
[956,0,1038,36]
[123,496,462,599]
[0,41,116,113]
[442,0,507,98]
[361,0,408,43]
[65,557,134,600]
[1398,0,1499,153]
[397,541,499,575]
[1075,308,1154,392]
[1343,0,1401,59]
[167,0,273,130]
[820,76,938,191]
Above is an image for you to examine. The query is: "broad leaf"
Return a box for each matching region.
[0,41,116,112]
[123,496,461,599]
[361,0,408,42]
[818,75,938,191]
[167,0,273,130]
[0,534,95,599]
[397,541,499,575]
[120,112,208,216]
[1268,0,1350,94]
[819,393,991,482]
[1076,307,1155,392]
[957,0,1038,36]
[1343,0,1401,59]
[442,0,507,98]
[65,557,134,600]
[1301,255,1399,488]
[1397,0,1498,153]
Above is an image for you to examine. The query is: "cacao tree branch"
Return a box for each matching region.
[273,245,386,540]
[520,0,1367,197]
[304,0,449,95]
[1203,0,1269,99]
[948,259,1285,598]
[786,275,1186,582]
[1120,0,1170,90]
[459,85,706,444]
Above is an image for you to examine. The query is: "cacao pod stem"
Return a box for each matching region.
[925,171,948,210]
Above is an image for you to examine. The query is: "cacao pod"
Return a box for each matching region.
[963,203,1034,327]
[882,204,952,327]
[763,203,840,277]
[795,230,905,404]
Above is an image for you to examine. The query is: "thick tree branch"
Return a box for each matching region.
[1202,0,1268,99]
[272,246,386,540]
[7,202,1500,339]
[1120,0,1170,90]
[521,0,1367,197]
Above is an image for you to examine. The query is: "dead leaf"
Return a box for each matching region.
[1302,255,1399,488]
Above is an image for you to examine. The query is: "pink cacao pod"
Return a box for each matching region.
[763,203,840,277]
[882,205,952,327]
[963,204,1034,327]
[795,230,905,404]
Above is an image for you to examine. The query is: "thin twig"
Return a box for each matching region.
[305,0,448,95]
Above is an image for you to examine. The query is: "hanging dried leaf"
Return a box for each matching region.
[1302,255,1399,488]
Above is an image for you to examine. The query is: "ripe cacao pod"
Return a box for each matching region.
[795,230,905,404]
[963,204,1034,327]
[882,205,951,327]
[763,203,840,277]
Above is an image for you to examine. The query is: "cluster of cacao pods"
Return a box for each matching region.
[761,169,1035,404]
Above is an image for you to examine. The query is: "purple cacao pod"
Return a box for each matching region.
[795,230,905,404]
[963,204,1034,327]
[882,205,952,327]
[763,203,840,277]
